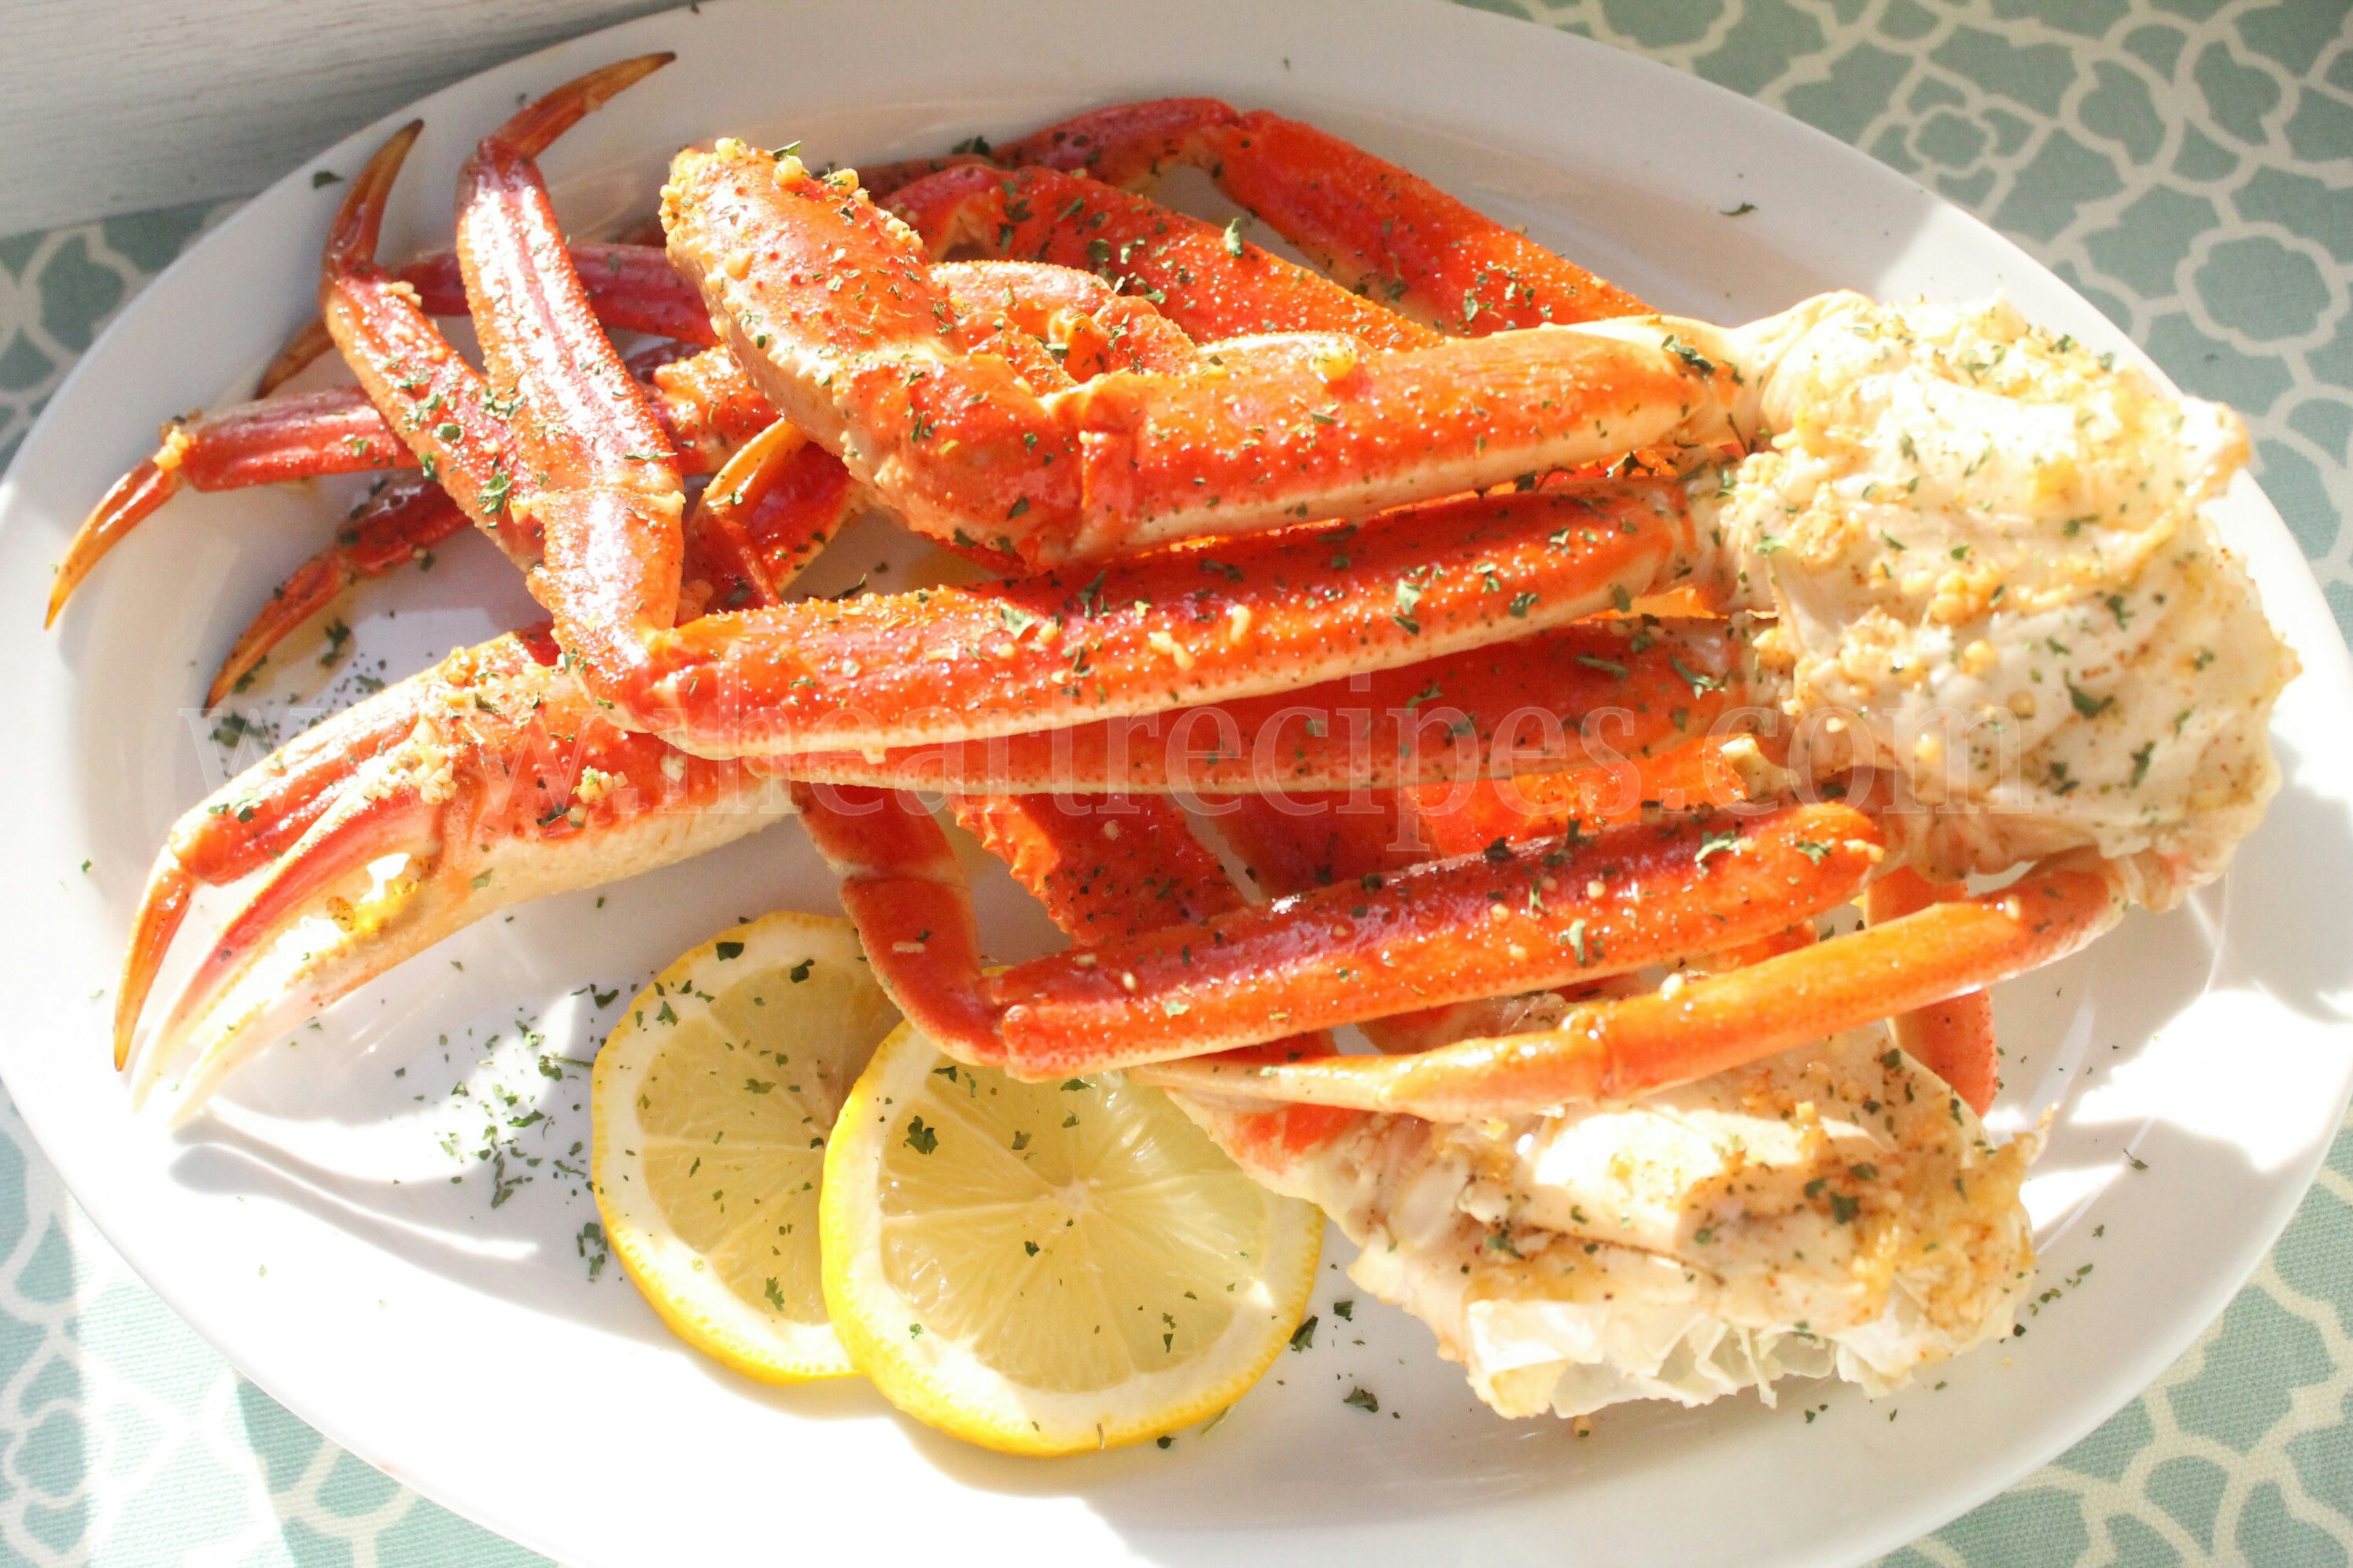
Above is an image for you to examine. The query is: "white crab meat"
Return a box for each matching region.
[1189,1027,2034,1420]
[1706,294,2296,905]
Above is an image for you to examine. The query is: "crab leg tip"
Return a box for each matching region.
[327,120,426,267]
[255,318,337,396]
[486,54,674,162]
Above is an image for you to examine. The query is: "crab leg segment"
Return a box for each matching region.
[792,783,1000,1053]
[947,792,1247,946]
[991,99,1647,330]
[1138,853,2129,1120]
[988,98,1239,186]
[1866,868,2000,1113]
[124,422,857,1104]
[458,54,684,535]
[644,484,1695,756]
[48,389,413,623]
[981,799,1882,1074]
[891,163,1439,351]
[948,791,1349,1083]
[337,75,1705,760]
[319,121,541,558]
[206,411,851,710]
[770,616,1735,794]
[400,240,714,345]
[805,791,1879,1075]
[59,244,1165,626]
[52,341,783,625]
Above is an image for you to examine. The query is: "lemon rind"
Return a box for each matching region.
[593,910,889,1386]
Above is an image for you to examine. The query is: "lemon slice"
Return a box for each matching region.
[592,912,899,1382]
[821,1023,1322,1454]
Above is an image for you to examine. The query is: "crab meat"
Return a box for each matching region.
[1180,1025,2034,1419]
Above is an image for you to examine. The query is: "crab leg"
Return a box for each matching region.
[989,99,1647,330]
[806,791,1880,1075]
[203,412,858,708]
[1138,852,2128,1120]
[947,792,1248,947]
[650,483,1694,756]
[769,615,1734,794]
[401,239,715,345]
[290,75,1728,758]
[909,137,1680,884]
[948,793,1351,1103]
[48,389,411,623]
[316,120,544,560]
[984,799,1880,1072]
[202,478,469,706]
[129,630,795,1115]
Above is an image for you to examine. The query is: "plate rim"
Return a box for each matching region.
[5,2,2351,1564]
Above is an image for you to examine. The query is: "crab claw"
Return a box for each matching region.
[126,629,796,1119]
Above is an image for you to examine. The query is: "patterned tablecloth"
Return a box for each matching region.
[1,2,2347,1562]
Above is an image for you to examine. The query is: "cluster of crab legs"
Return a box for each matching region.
[59,56,2170,1162]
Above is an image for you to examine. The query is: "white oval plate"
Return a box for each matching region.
[6,2,2350,1563]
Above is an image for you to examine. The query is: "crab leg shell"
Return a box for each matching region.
[319,121,542,559]
[47,388,415,625]
[792,782,1002,1058]
[935,258,1200,378]
[980,799,1882,1075]
[205,406,845,710]
[129,633,793,1113]
[677,418,806,617]
[644,484,1694,757]
[1866,867,2001,1113]
[112,659,447,1066]
[1001,101,1649,330]
[769,617,1735,793]
[457,54,684,526]
[948,792,1248,945]
[52,341,784,625]
[847,150,996,201]
[72,216,1088,628]
[384,71,1673,766]
[891,163,1438,352]
[127,403,867,1100]
[948,790,1348,1089]
[922,137,1672,1019]
[1139,853,2129,1120]
[400,239,715,345]
[989,98,1241,186]
[260,239,717,393]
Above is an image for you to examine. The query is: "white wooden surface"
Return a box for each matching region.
[0,0,678,236]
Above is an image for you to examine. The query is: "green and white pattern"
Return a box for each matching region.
[2,2,2348,1562]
